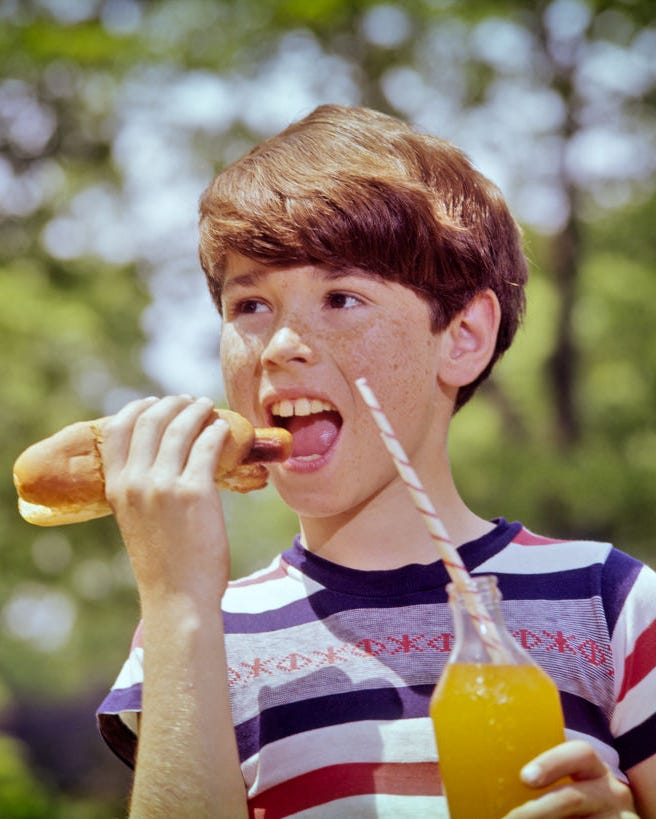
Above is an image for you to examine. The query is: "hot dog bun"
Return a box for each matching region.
[13,408,292,526]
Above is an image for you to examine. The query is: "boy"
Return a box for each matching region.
[97,105,656,817]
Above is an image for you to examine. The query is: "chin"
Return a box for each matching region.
[270,476,353,521]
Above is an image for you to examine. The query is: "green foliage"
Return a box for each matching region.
[451,205,656,564]
[0,735,51,818]
[22,20,141,66]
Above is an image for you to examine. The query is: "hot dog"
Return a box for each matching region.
[13,408,292,526]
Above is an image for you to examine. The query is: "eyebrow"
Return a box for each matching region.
[221,265,386,296]
[220,270,266,295]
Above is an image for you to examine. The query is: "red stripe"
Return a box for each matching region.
[249,761,442,818]
[230,562,288,588]
[442,559,463,571]
[513,529,565,546]
[617,618,656,702]
[130,620,143,651]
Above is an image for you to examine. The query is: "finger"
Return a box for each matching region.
[513,741,635,819]
[100,396,159,472]
[521,740,606,789]
[505,779,637,819]
[183,418,230,484]
[153,397,218,474]
[125,395,195,471]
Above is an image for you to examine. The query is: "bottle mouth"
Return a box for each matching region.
[446,574,501,604]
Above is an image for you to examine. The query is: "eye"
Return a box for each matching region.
[226,298,270,318]
[325,291,362,310]
[240,299,268,314]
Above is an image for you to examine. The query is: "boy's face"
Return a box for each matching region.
[219,253,451,521]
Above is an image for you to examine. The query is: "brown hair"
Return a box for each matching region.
[199,104,527,410]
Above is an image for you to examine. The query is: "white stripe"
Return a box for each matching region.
[286,793,447,818]
[105,647,144,736]
[242,717,436,793]
[478,540,611,575]
[223,567,323,614]
[610,564,656,698]
[112,646,144,690]
[612,665,656,738]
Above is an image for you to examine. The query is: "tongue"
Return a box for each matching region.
[288,411,341,458]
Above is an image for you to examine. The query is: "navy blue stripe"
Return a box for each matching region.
[601,548,642,635]
[560,690,615,747]
[235,684,624,764]
[284,543,452,596]
[495,565,603,602]
[97,682,142,715]
[282,519,521,596]
[460,519,523,569]
[235,683,434,761]
[96,684,142,769]
[615,710,656,771]
[97,713,137,769]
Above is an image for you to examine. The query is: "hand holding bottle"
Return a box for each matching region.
[505,740,637,818]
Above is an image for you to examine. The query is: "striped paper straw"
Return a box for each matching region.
[355,377,508,663]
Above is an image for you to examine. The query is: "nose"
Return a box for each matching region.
[260,325,317,369]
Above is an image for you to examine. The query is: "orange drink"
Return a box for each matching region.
[430,662,566,819]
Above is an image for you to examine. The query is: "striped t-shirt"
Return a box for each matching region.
[98,518,656,817]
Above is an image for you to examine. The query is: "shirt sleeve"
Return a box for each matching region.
[96,621,144,769]
[608,558,656,770]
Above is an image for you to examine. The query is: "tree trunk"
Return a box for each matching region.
[548,197,581,448]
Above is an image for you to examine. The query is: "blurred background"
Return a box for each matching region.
[0,0,654,814]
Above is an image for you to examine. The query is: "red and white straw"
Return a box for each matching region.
[355,377,508,662]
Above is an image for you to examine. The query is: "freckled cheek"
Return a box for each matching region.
[344,319,437,409]
[220,328,261,410]
[352,322,437,454]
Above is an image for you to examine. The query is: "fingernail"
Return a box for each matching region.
[521,762,542,786]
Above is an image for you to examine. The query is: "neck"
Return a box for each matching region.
[298,464,493,571]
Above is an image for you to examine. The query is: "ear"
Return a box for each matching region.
[438,289,501,388]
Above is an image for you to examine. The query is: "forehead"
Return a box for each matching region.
[221,252,384,291]
[224,252,268,279]
[222,252,296,287]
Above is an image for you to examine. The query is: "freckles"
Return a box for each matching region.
[220,330,261,387]
[361,315,435,404]
[327,325,373,378]
[221,328,260,364]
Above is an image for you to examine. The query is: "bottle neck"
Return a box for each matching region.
[447,576,532,666]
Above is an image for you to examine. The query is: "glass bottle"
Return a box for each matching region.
[430,575,567,819]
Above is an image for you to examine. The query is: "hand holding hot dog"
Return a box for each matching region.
[13,398,292,526]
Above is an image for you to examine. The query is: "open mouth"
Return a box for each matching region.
[271,398,343,461]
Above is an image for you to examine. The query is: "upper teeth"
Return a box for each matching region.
[272,397,336,418]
